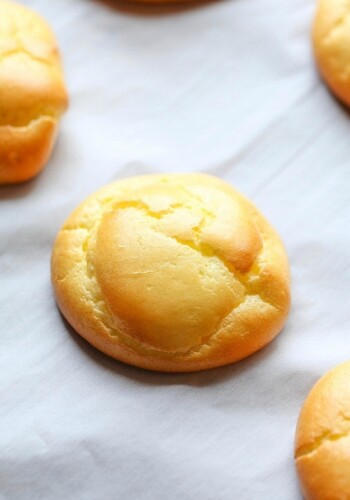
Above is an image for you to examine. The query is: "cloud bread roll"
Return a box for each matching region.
[313,0,350,107]
[51,174,291,372]
[295,362,350,500]
[0,0,68,184]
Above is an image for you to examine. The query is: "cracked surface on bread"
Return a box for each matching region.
[0,0,68,183]
[313,0,350,106]
[296,416,350,465]
[52,174,290,372]
[295,362,350,499]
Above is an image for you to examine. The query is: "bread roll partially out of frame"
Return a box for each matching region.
[313,0,350,107]
[0,0,68,184]
[295,362,350,500]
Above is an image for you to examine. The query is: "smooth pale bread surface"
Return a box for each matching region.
[313,0,350,106]
[295,362,350,500]
[51,174,290,372]
[0,0,68,184]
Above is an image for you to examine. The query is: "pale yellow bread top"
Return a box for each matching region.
[295,362,350,500]
[313,0,350,106]
[0,0,68,183]
[51,174,290,372]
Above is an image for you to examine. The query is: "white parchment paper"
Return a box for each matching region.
[1,0,349,498]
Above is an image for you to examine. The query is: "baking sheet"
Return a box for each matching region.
[1,0,349,498]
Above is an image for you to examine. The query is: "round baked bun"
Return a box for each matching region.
[0,0,68,184]
[51,174,290,372]
[313,0,350,107]
[295,362,350,499]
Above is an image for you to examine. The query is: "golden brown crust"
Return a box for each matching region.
[313,0,350,107]
[51,174,290,372]
[295,362,350,500]
[0,0,68,184]
[119,0,195,4]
